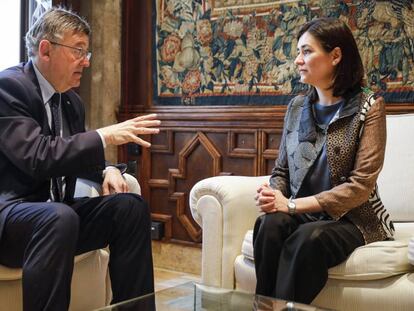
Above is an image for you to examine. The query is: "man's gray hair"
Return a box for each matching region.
[25,7,91,58]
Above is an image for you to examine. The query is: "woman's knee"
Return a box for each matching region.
[260,213,293,230]
[254,213,294,243]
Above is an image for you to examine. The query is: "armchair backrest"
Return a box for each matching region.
[377,114,414,222]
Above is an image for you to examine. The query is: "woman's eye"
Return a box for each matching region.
[303,49,311,55]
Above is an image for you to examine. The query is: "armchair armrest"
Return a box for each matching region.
[74,173,141,198]
[189,175,269,289]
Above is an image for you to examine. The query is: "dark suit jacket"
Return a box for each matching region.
[0,61,106,227]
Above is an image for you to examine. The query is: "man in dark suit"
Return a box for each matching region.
[0,7,160,311]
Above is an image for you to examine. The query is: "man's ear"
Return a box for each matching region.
[38,40,51,61]
[331,47,342,66]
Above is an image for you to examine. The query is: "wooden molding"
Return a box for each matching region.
[151,213,172,241]
[151,130,174,154]
[165,132,221,242]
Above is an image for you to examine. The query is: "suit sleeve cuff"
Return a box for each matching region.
[96,129,106,148]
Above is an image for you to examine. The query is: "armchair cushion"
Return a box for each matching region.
[0,251,105,281]
[241,230,254,261]
[242,223,413,281]
[0,250,110,311]
[328,223,414,281]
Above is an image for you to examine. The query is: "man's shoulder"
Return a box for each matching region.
[64,88,83,102]
[0,63,34,90]
[0,63,27,79]
[0,63,42,116]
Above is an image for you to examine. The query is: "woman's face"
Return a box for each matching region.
[294,31,339,90]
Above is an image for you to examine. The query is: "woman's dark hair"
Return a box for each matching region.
[296,17,365,99]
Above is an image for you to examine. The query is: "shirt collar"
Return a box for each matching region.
[298,90,363,143]
[32,61,57,105]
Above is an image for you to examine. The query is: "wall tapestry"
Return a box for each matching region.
[153,0,414,105]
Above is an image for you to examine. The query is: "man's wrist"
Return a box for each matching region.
[102,166,119,178]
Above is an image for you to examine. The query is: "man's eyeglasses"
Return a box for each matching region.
[49,41,92,61]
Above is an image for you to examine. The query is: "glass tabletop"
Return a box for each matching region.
[95,282,330,311]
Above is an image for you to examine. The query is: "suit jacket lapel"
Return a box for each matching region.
[298,97,317,143]
[24,61,53,135]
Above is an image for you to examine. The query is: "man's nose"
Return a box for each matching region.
[81,57,90,67]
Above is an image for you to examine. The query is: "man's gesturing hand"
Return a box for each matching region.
[98,113,161,147]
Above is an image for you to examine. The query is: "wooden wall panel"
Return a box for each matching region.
[120,127,281,244]
[118,106,286,244]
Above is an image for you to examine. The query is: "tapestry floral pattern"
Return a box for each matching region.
[154,0,414,105]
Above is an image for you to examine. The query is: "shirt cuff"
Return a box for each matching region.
[96,129,106,148]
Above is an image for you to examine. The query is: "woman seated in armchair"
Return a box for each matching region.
[253,17,394,304]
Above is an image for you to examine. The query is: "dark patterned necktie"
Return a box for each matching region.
[50,93,61,137]
[50,93,63,202]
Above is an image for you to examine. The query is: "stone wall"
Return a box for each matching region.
[79,0,121,163]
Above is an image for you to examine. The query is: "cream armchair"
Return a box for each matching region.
[190,114,414,311]
[0,173,140,311]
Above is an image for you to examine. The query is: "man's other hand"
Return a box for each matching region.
[98,113,161,147]
[102,167,128,195]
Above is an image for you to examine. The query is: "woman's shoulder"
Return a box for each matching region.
[283,95,308,124]
[359,89,385,119]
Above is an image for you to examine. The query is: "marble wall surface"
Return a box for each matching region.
[79,0,121,163]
